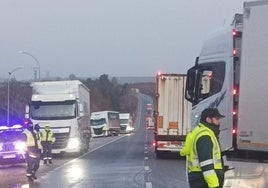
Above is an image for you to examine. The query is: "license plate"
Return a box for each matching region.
[3,154,16,159]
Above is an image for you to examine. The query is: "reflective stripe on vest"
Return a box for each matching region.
[41,130,55,142]
[23,129,42,149]
[187,123,223,172]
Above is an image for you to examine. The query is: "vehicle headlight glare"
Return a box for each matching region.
[15,141,26,151]
[67,138,80,149]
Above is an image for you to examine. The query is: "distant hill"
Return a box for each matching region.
[115,76,155,84]
[0,76,155,85]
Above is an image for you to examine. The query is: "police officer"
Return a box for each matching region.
[180,108,225,188]
[40,124,55,164]
[22,120,42,181]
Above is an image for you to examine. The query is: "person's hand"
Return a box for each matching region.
[224,165,235,172]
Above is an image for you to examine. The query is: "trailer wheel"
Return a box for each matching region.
[155,151,164,159]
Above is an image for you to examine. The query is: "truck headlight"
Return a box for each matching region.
[14,141,26,151]
[127,127,134,131]
[67,138,80,149]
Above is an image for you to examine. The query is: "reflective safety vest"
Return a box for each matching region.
[22,129,42,150]
[41,130,55,143]
[180,123,223,187]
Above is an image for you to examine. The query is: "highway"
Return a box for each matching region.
[1,93,268,188]
[0,93,188,188]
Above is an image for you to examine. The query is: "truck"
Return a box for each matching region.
[146,115,154,130]
[90,111,120,137]
[119,113,134,133]
[154,74,192,158]
[25,80,91,155]
[185,1,268,187]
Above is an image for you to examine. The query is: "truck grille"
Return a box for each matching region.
[3,143,15,151]
[120,125,127,131]
[93,128,103,135]
[52,132,70,149]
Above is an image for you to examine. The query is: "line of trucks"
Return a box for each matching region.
[26,80,134,155]
[0,80,135,163]
[90,111,134,137]
[153,0,268,187]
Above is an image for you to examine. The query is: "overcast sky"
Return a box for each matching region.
[0,0,246,80]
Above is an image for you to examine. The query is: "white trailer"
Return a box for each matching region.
[154,74,192,158]
[119,113,134,133]
[90,111,120,137]
[26,80,91,155]
[185,1,268,187]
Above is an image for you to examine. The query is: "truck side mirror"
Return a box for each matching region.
[79,103,84,116]
[185,66,197,102]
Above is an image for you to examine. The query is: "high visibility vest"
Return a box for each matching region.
[22,129,42,150]
[180,123,223,187]
[41,130,55,143]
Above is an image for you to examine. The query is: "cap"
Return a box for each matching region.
[34,124,40,129]
[200,108,225,121]
[45,124,51,129]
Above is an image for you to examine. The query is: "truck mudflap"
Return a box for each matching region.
[156,141,184,152]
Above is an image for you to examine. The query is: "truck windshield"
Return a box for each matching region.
[90,118,106,126]
[31,100,76,120]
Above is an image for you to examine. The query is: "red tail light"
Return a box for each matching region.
[233,88,237,95]
[233,29,242,38]
[232,129,237,134]
[233,49,237,56]
[152,141,156,147]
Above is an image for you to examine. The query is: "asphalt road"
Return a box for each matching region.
[2,93,268,188]
[0,93,188,188]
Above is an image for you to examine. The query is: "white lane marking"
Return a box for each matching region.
[145,166,150,171]
[146,182,152,188]
[144,151,148,154]
[145,157,148,160]
[145,146,148,150]
[43,135,128,174]
[89,135,127,153]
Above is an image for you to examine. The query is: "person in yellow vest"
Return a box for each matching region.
[180,108,225,188]
[40,124,55,164]
[21,120,42,182]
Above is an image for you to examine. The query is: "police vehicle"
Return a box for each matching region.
[0,124,26,164]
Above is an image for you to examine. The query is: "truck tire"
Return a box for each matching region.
[155,150,164,159]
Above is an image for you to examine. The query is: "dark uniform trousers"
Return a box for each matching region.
[42,141,53,161]
[25,150,41,177]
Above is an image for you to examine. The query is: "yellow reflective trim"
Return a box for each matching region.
[187,123,223,171]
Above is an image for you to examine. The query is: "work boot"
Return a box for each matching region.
[32,174,37,180]
[27,175,33,182]
[49,159,52,164]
